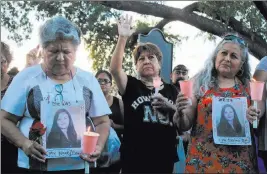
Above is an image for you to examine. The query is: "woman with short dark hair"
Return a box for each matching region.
[110,15,178,173]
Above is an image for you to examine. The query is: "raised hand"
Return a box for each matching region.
[116,14,135,37]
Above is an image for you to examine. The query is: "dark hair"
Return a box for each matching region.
[1,41,13,64]
[49,109,77,143]
[218,104,243,134]
[173,64,188,72]
[7,67,19,76]
[132,42,163,65]
[95,70,112,82]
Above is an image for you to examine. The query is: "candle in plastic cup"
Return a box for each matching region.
[153,77,161,95]
[83,127,100,154]
[179,80,193,98]
[250,80,264,101]
[153,77,161,88]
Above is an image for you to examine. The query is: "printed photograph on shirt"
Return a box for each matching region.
[212,96,251,145]
[41,101,86,158]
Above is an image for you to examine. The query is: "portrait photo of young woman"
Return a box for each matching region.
[217,104,245,137]
[47,109,81,148]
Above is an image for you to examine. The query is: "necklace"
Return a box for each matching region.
[44,69,78,103]
[140,79,164,92]
[140,79,154,89]
[217,77,239,98]
[217,77,237,89]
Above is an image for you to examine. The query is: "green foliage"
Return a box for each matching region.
[198,1,267,41]
[1,1,33,44]
[194,31,217,44]
[1,1,181,75]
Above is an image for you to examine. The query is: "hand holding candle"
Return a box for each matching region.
[82,126,100,174]
[83,126,100,154]
[179,80,193,105]
[179,80,193,97]
[249,79,264,128]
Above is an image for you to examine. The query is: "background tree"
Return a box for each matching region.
[98,1,267,59]
[3,1,266,64]
[1,1,182,75]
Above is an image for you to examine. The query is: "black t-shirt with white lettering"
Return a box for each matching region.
[121,75,178,173]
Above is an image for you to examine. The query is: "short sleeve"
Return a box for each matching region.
[122,75,138,97]
[89,76,112,117]
[256,56,267,72]
[1,72,28,117]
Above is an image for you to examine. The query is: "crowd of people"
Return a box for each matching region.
[1,14,267,174]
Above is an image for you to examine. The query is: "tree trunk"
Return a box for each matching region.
[98,1,267,59]
[254,1,267,22]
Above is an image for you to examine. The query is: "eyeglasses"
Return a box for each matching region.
[174,70,188,76]
[223,34,246,46]
[97,79,111,85]
[55,84,63,103]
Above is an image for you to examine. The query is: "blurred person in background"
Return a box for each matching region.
[1,41,22,173]
[171,64,189,91]
[252,56,267,172]
[95,70,124,142]
[7,67,19,76]
[171,64,191,156]
[92,70,124,173]
[25,45,42,68]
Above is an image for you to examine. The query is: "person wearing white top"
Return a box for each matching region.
[0,16,111,173]
[253,56,267,171]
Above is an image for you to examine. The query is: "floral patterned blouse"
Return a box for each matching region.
[185,82,258,174]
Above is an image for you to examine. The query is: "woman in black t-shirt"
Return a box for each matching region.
[92,70,124,173]
[95,70,124,140]
[110,15,179,173]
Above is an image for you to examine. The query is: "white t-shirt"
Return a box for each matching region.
[255,56,267,151]
[1,64,111,171]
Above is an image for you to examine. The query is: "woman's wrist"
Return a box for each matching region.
[21,139,33,154]
[119,35,129,40]
[177,112,190,130]
[163,98,176,111]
